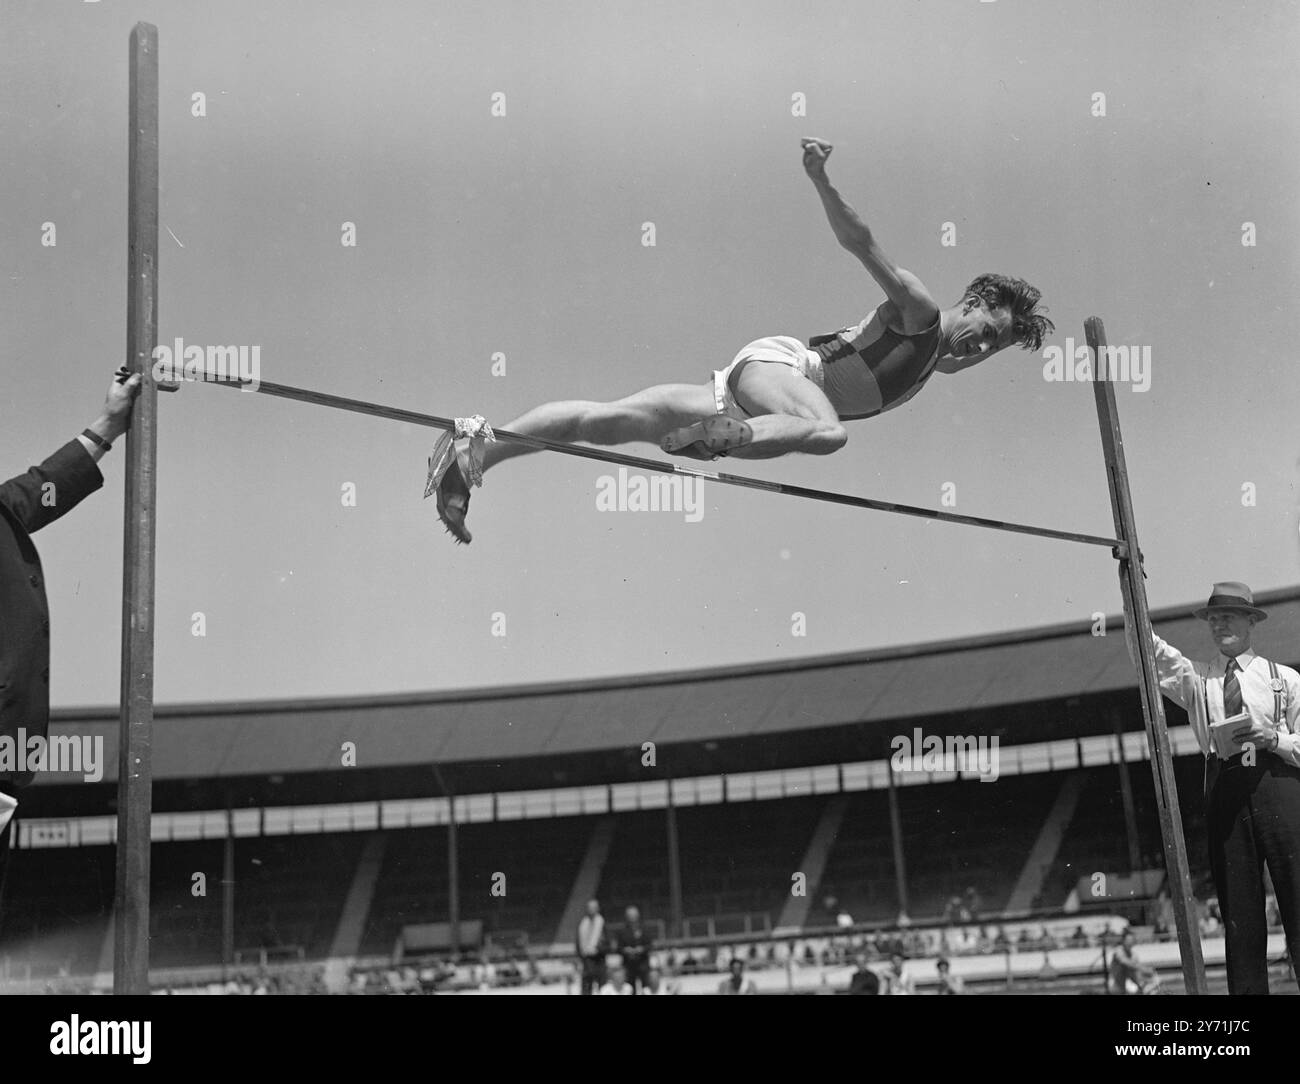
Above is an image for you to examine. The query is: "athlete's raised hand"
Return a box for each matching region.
[801,138,833,180]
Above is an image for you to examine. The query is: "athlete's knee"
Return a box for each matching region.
[806,419,848,455]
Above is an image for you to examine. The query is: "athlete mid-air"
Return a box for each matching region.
[435,138,1054,544]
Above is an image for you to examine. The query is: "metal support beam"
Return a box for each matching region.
[447,796,460,957]
[885,760,910,921]
[115,21,159,996]
[222,805,235,980]
[665,780,683,940]
[1087,316,1207,995]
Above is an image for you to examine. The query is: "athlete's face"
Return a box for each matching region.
[1206,610,1255,657]
[944,299,1015,361]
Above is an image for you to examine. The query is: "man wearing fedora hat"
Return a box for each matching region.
[1131,582,1300,993]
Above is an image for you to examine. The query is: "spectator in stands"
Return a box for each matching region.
[0,368,141,908]
[600,964,633,995]
[935,958,964,995]
[993,926,1011,953]
[717,958,757,995]
[963,885,982,921]
[1108,930,1157,995]
[1069,925,1089,948]
[846,952,880,995]
[576,897,607,996]
[618,905,654,994]
[951,926,976,955]
[883,953,914,995]
[643,966,678,995]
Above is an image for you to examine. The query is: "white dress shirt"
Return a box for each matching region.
[1147,636,1300,768]
[577,914,604,957]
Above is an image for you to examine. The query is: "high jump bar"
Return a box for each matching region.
[198,375,1127,553]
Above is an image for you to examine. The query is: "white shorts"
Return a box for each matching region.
[712,336,825,420]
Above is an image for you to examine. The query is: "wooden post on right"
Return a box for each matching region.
[1086,316,1208,995]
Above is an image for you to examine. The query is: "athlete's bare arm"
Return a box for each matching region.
[801,138,940,335]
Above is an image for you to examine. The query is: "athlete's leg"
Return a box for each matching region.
[480,382,717,472]
[437,382,717,544]
[437,382,716,543]
[662,361,847,460]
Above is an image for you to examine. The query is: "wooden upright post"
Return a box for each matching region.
[1087,316,1207,995]
[116,22,160,995]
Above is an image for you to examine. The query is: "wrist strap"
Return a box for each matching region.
[82,428,111,452]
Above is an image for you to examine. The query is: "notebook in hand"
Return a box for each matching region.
[1208,712,1252,760]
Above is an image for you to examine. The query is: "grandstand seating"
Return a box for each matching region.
[1039,756,1211,909]
[0,844,112,978]
[148,833,362,967]
[811,772,1063,925]
[358,817,590,954]
[594,797,825,929]
[1,758,1221,977]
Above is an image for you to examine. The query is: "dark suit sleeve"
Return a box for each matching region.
[0,440,104,535]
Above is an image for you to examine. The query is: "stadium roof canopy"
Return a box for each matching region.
[42,586,1300,802]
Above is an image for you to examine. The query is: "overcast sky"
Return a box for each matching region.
[3,0,1298,707]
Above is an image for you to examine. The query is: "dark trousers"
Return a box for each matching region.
[579,954,605,995]
[623,957,649,993]
[1207,755,1300,994]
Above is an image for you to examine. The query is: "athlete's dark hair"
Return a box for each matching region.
[961,273,1054,352]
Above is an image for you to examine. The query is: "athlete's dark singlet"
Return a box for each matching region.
[809,309,943,420]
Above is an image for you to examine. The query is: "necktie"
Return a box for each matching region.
[1224,658,1243,718]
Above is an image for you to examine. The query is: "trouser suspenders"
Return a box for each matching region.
[1269,659,1285,727]
[1203,658,1289,796]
